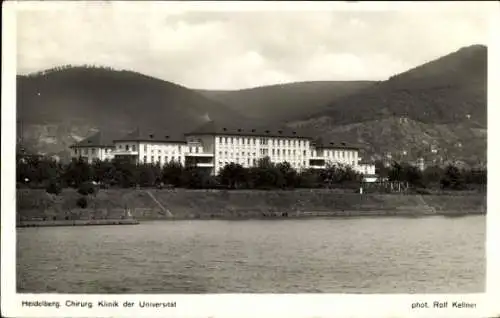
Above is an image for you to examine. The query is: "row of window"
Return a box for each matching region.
[218,149,309,157]
[216,136,308,147]
[75,148,99,156]
[312,150,356,159]
[116,144,185,153]
[217,159,308,168]
[142,156,183,163]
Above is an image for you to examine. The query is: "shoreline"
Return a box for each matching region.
[17,218,139,228]
[16,212,483,228]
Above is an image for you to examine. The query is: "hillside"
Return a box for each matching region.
[307,45,487,126]
[197,81,374,123]
[17,66,247,160]
[289,45,487,164]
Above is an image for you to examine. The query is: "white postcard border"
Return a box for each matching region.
[2,1,499,318]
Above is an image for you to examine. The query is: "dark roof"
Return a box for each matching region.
[185,120,313,139]
[70,131,116,148]
[113,128,186,143]
[312,138,360,150]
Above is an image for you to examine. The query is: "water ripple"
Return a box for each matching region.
[17,216,485,293]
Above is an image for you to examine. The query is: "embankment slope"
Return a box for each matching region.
[17,189,486,220]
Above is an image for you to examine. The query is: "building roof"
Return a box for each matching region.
[185,120,314,139]
[312,138,361,150]
[113,127,186,143]
[70,131,116,148]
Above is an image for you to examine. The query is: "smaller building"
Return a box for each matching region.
[310,139,360,170]
[357,161,376,176]
[113,128,187,165]
[356,161,377,182]
[69,131,115,163]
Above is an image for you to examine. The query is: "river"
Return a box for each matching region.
[17,215,485,293]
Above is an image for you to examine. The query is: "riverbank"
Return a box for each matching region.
[17,218,139,228]
[16,188,486,221]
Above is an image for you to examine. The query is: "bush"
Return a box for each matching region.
[76,197,88,208]
[78,181,97,196]
[45,181,62,195]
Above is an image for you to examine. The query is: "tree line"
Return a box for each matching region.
[17,155,486,195]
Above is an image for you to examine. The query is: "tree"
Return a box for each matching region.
[388,162,404,182]
[423,165,444,187]
[464,168,486,185]
[111,157,137,188]
[440,165,465,190]
[320,163,361,188]
[182,167,212,189]
[404,165,424,188]
[137,164,157,187]
[92,159,116,185]
[248,157,284,189]
[162,160,184,187]
[219,163,247,189]
[63,157,93,187]
[297,169,321,188]
[375,160,389,178]
[276,162,298,189]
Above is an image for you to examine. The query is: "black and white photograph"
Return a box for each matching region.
[2,1,498,317]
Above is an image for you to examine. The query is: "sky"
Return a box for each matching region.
[15,1,492,90]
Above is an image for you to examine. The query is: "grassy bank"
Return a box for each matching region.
[16,188,486,221]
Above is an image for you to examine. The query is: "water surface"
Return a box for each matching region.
[17,215,485,293]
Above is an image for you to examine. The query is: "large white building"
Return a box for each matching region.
[70,121,369,176]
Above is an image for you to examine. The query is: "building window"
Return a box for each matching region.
[178,156,181,162]
[288,149,291,156]
[219,151,222,156]
[253,159,256,165]
[303,160,306,166]
[253,138,256,145]
[242,151,245,156]
[143,156,147,162]
[144,145,147,152]
[165,156,168,162]
[303,150,306,156]
[151,156,154,162]
[247,158,250,165]
[277,149,280,156]
[272,149,275,155]
[74,149,77,155]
